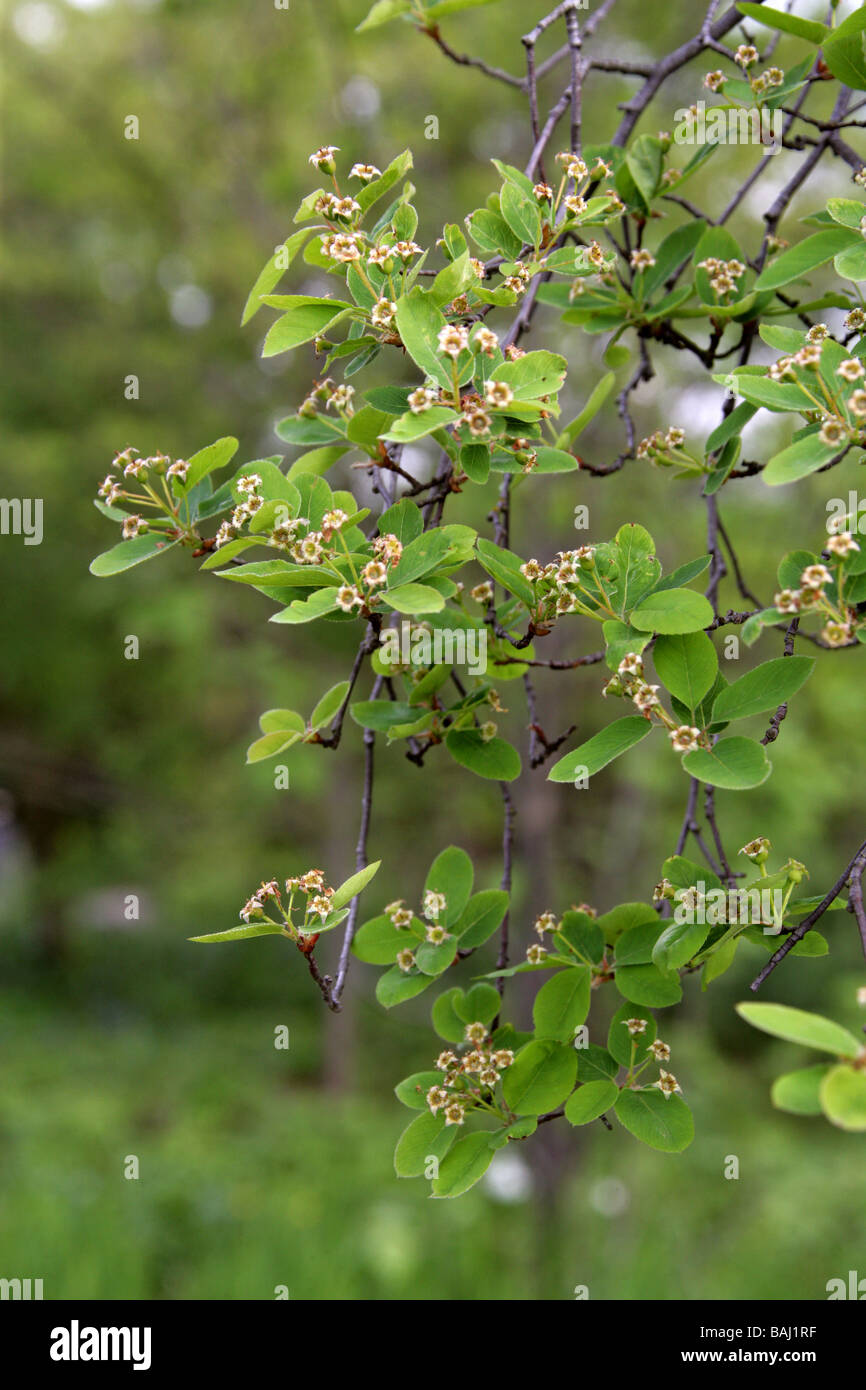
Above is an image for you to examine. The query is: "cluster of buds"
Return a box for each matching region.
[240,869,335,941]
[518,545,602,619]
[425,1023,515,1125]
[635,426,699,473]
[299,377,355,419]
[751,66,784,96]
[697,256,745,301]
[97,448,188,510]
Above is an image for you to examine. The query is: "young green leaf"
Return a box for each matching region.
[431,1131,495,1198]
[564,1080,619,1126]
[614,1088,694,1152]
[547,717,652,783]
[330,860,381,912]
[532,966,591,1042]
[711,656,814,723]
[630,588,714,635]
[736,1002,862,1059]
[502,1039,578,1115]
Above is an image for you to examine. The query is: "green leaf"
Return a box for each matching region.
[822,7,866,90]
[642,220,706,299]
[331,860,381,912]
[820,1065,866,1131]
[454,890,508,948]
[271,588,341,625]
[502,1039,578,1116]
[556,372,615,448]
[261,296,354,356]
[495,350,567,400]
[736,1002,862,1059]
[763,431,842,486]
[488,1116,538,1148]
[389,529,455,587]
[565,1080,619,1126]
[711,656,814,722]
[603,621,650,671]
[652,556,711,593]
[548,716,652,784]
[827,197,866,231]
[353,915,420,964]
[426,0,503,18]
[466,208,522,260]
[189,923,284,943]
[356,149,413,213]
[445,730,521,781]
[376,965,432,1008]
[771,1064,829,1116]
[432,988,469,1043]
[598,902,658,947]
[90,534,179,576]
[309,681,350,731]
[755,228,859,292]
[431,1131,495,1198]
[625,134,664,208]
[394,1111,455,1177]
[835,242,866,283]
[652,918,709,973]
[681,737,771,791]
[383,583,446,614]
[630,588,714,635]
[350,700,416,731]
[499,180,541,246]
[475,536,536,606]
[460,443,490,483]
[453,982,501,1027]
[183,436,240,491]
[394,288,454,390]
[383,406,459,443]
[653,632,718,710]
[614,1089,694,1152]
[245,730,303,764]
[556,910,604,965]
[608,1001,656,1068]
[613,921,660,967]
[425,846,473,929]
[242,230,315,325]
[395,1071,444,1109]
[735,2,827,43]
[356,0,411,32]
[615,963,682,1007]
[377,497,423,545]
[532,967,591,1042]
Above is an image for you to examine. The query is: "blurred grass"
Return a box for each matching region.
[2,968,865,1300]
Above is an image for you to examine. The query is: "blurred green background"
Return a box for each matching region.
[2,0,865,1299]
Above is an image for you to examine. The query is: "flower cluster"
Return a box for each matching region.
[386,888,454,972]
[697,256,745,302]
[96,447,191,537]
[425,1022,515,1125]
[239,868,336,941]
[773,551,860,647]
[603,653,708,753]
